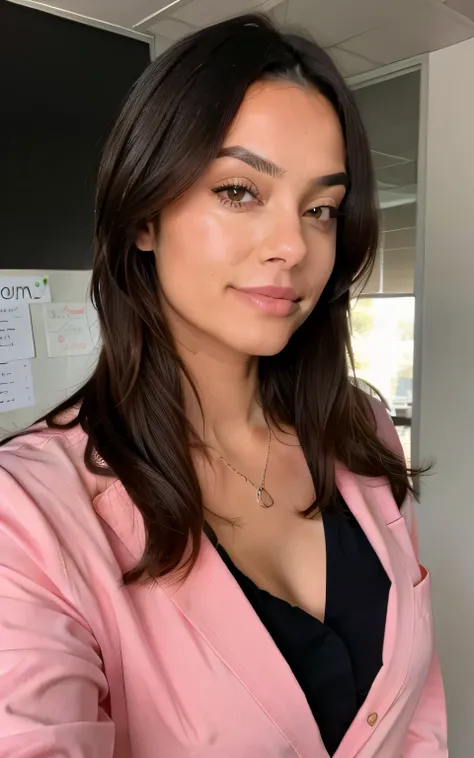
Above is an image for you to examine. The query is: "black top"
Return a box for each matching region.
[217,501,391,755]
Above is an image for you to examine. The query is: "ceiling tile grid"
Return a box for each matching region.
[338,0,474,64]
[444,0,474,23]
[170,0,273,28]
[327,47,379,77]
[25,0,177,29]
[263,0,416,49]
[147,17,195,40]
[8,0,474,72]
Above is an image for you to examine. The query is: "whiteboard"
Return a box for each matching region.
[0,270,99,438]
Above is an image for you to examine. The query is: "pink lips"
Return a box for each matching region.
[231,285,300,317]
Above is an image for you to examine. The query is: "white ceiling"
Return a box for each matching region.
[9,0,474,75]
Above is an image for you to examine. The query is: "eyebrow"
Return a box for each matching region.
[217,145,348,188]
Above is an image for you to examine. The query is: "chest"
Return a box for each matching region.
[201,438,326,616]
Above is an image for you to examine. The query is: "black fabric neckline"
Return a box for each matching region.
[215,500,391,756]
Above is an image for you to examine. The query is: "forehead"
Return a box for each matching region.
[223,80,346,175]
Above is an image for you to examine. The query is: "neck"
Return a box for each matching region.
[169,313,264,447]
[183,345,264,447]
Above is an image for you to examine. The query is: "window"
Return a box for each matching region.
[351,70,421,464]
[351,296,414,464]
[351,296,414,412]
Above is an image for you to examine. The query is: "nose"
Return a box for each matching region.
[259,212,308,268]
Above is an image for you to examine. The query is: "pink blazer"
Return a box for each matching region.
[0,404,447,757]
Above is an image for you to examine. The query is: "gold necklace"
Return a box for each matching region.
[219,428,274,508]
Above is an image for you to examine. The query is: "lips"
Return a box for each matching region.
[237,285,299,302]
[231,285,300,317]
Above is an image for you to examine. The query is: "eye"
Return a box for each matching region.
[223,186,253,203]
[212,181,260,208]
[305,205,339,222]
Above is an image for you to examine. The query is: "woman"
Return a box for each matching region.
[0,14,447,758]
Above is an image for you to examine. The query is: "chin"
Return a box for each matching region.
[231,326,295,358]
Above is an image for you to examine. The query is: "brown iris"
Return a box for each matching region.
[226,187,247,202]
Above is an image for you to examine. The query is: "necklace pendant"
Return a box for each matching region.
[257,487,274,508]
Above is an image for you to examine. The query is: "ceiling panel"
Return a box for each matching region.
[171,0,269,27]
[275,0,414,48]
[445,0,474,22]
[264,0,290,26]
[9,0,474,60]
[340,0,474,63]
[328,46,378,76]
[149,17,196,40]
[153,33,175,55]
[31,0,179,28]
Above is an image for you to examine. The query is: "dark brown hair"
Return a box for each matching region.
[39,15,415,581]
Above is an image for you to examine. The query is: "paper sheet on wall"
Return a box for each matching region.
[44,303,95,357]
[0,360,35,413]
[0,275,51,304]
[0,304,35,362]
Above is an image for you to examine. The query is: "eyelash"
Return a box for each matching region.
[212,181,341,222]
[212,180,261,208]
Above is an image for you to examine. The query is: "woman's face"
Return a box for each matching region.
[137,80,347,357]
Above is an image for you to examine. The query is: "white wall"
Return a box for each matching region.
[417,38,474,756]
[0,270,97,436]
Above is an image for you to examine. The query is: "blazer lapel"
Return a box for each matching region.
[94,481,327,757]
[160,533,328,758]
[334,465,417,758]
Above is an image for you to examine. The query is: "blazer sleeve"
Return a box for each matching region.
[0,465,115,757]
[369,397,449,756]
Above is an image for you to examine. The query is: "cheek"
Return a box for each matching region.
[306,232,337,302]
[158,202,243,282]
[155,201,251,327]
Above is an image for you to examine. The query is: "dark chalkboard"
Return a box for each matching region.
[0,1,150,269]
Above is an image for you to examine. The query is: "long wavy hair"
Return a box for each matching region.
[36,14,415,581]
